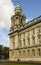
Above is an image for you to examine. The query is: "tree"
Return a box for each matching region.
[0,45,3,55]
[3,47,9,59]
[0,45,9,59]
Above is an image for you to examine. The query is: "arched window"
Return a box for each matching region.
[20,18,22,24]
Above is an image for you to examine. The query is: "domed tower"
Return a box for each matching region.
[9,3,26,61]
[14,3,22,14]
[11,3,26,31]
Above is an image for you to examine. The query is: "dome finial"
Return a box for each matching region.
[14,2,22,14]
[15,3,22,11]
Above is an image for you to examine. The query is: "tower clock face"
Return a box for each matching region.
[16,17,18,19]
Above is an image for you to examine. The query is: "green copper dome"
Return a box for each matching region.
[15,3,22,11]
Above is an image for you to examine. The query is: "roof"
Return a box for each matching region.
[15,3,22,11]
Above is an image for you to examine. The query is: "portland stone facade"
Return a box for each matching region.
[9,3,41,61]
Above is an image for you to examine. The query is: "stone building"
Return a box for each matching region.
[9,3,41,61]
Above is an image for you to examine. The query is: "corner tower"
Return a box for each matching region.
[9,3,26,61]
[10,3,26,31]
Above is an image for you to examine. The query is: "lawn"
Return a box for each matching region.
[4,63,33,65]
[1,62,39,65]
[0,61,40,65]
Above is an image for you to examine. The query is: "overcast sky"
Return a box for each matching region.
[0,0,41,47]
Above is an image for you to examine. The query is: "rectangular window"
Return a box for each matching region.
[19,40,22,47]
[37,27,41,34]
[19,34,21,39]
[19,51,21,58]
[12,52,14,56]
[23,39,26,46]
[27,32,30,38]
[32,49,35,56]
[13,42,15,48]
[12,37,15,48]
[32,29,35,35]
[23,50,25,57]
[38,35,41,44]
[32,36,35,44]
[27,50,30,56]
[27,38,30,45]
[23,33,25,38]
[38,28,41,33]
[37,49,41,56]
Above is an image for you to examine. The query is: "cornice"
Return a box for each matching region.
[9,44,41,51]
